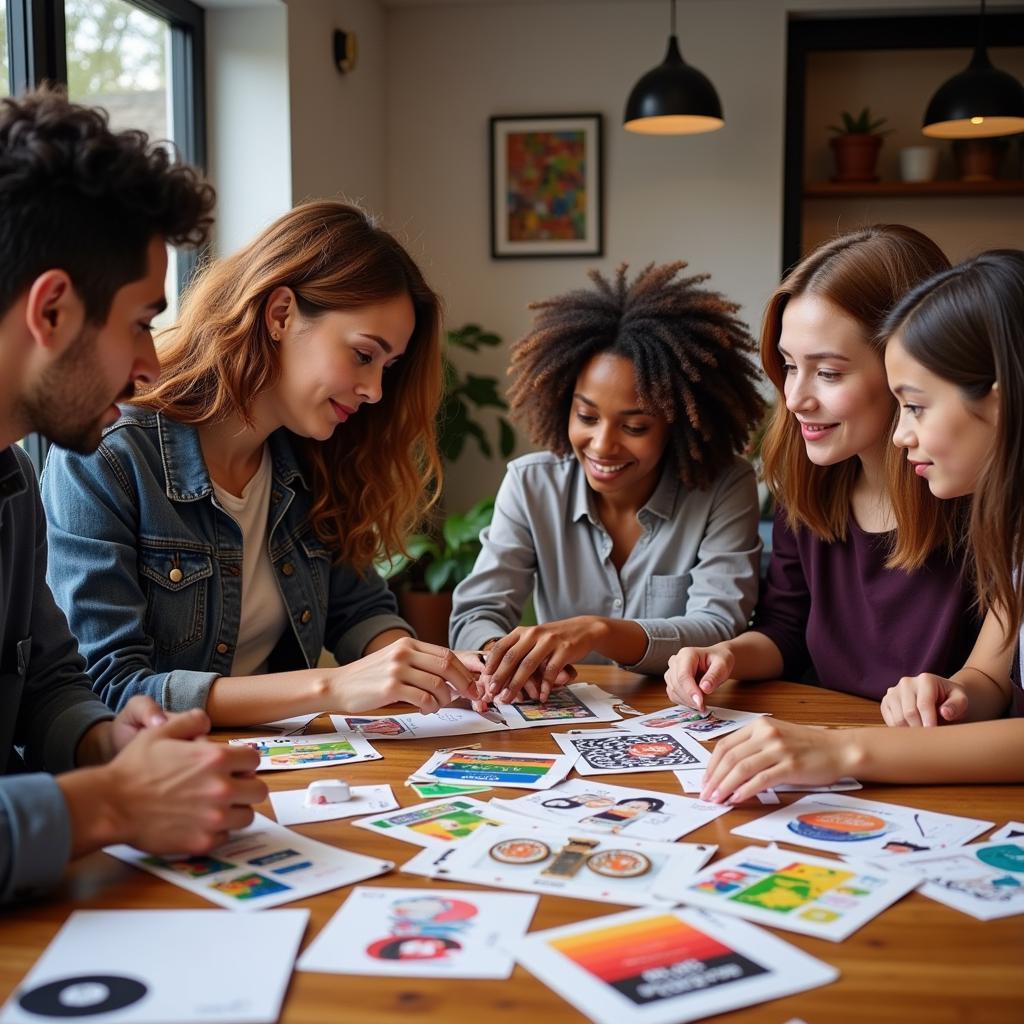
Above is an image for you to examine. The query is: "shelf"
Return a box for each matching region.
[804,180,1024,198]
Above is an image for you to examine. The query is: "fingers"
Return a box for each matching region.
[227,775,269,807]
[392,671,458,713]
[150,707,212,742]
[939,687,969,722]
[665,649,708,711]
[700,727,762,802]
[405,641,476,697]
[120,695,168,729]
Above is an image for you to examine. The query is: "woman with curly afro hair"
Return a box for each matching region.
[450,261,766,700]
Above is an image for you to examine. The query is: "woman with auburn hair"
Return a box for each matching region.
[699,250,1024,802]
[665,224,979,710]
[41,200,477,725]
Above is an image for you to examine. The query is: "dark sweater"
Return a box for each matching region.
[752,506,980,701]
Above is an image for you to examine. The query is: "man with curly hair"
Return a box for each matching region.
[450,261,766,700]
[0,88,264,906]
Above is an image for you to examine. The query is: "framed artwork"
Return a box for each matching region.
[490,113,603,259]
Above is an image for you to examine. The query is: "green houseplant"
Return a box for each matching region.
[828,107,891,183]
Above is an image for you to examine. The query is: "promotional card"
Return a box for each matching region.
[552,730,709,776]
[410,749,576,790]
[227,732,380,771]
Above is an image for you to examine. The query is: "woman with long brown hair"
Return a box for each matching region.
[41,200,477,725]
[665,224,979,709]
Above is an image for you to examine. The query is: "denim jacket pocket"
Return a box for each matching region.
[299,530,331,607]
[645,573,690,618]
[138,543,213,654]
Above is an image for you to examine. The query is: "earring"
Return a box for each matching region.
[271,331,281,341]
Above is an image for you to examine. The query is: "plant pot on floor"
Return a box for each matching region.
[830,133,883,182]
[396,588,453,647]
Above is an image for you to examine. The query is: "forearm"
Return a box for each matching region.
[363,628,413,654]
[721,631,785,681]
[589,618,652,666]
[950,666,1013,721]
[55,765,123,857]
[839,719,1024,784]
[204,669,337,727]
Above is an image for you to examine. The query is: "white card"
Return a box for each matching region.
[402,820,715,907]
[329,706,507,740]
[677,845,919,942]
[616,704,767,741]
[732,793,992,858]
[552,729,709,776]
[228,732,380,771]
[490,778,730,842]
[253,713,320,734]
[861,840,1024,921]
[298,886,537,979]
[674,770,862,795]
[352,797,531,848]
[492,683,623,729]
[513,906,837,1024]
[410,749,576,790]
[269,784,398,826]
[0,909,308,1023]
[106,813,392,911]
[989,821,1024,842]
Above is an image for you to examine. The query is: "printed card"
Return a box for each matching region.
[989,821,1024,842]
[352,797,529,849]
[269,784,398,826]
[616,704,767,741]
[552,730,710,776]
[492,683,622,730]
[0,910,308,1024]
[227,732,380,771]
[106,814,393,911]
[298,886,537,979]
[677,845,919,942]
[862,840,1024,921]
[732,793,992,857]
[491,778,730,842]
[513,906,838,1024]
[410,749,576,790]
[402,820,715,908]
[675,770,862,796]
[329,706,507,740]
[409,781,493,799]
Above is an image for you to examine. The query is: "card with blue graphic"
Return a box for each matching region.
[410,749,576,790]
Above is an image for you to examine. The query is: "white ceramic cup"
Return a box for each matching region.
[899,146,939,183]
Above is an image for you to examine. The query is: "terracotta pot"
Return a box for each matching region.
[396,588,453,646]
[830,133,883,182]
[953,139,1009,182]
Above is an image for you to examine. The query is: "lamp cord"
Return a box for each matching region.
[670,0,676,38]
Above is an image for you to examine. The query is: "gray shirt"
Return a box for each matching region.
[449,452,761,674]
[0,445,113,906]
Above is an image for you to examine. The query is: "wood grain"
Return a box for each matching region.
[2,666,1021,1023]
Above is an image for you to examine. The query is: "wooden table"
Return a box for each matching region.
[2,667,1022,1023]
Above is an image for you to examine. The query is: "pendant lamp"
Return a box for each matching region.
[623,0,724,135]
[922,0,1024,139]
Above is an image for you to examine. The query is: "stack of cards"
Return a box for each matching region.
[615,704,767,741]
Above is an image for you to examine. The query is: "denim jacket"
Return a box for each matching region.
[40,409,409,713]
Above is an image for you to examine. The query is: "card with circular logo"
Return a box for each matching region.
[489,839,551,864]
[586,850,652,878]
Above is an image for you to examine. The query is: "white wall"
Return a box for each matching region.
[205,3,292,256]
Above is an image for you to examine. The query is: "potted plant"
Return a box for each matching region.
[828,107,890,183]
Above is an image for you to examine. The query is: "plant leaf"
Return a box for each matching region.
[425,559,457,593]
[499,417,516,458]
[462,375,507,409]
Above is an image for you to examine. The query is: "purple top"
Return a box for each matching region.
[752,506,981,701]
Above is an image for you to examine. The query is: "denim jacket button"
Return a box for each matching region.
[216,642,230,655]
[300,608,312,624]
[281,562,295,576]
[169,568,184,583]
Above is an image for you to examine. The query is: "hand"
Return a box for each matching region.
[665,645,735,712]
[479,619,593,703]
[699,717,851,804]
[881,673,969,728]
[85,709,266,856]
[75,695,170,766]
[333,637,477,714]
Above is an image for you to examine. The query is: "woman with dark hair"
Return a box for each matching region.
[450,261,766,700]
[699,249,1024,800]
[41,200,477,725]
[666,225,979,709]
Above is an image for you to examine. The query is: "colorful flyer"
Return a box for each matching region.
[512,906,838,1024]
[329,706,507,740]
[731,793,992,857]
[678,845,919,941]
[352,797,530,848]
[0,910,309,1024]
[552,729,709,776]
[615,704,767,741]
[861,840,1024,921]
[402,820,715,907]
[269,784,398,827]
[492,683,623,730]
[491,778,731,842]
[227,732,381,771]
[410,749,576,790]
[298,886,538,979]
[105,814,393,911]
[675,770,862,796]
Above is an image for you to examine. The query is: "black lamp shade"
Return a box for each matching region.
[923,48,1024,139]
[624,36,724,135]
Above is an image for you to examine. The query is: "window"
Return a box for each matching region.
[1,7,9,96]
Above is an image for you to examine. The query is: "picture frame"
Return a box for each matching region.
[490,113,603,259]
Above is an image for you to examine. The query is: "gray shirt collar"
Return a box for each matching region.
[569,456,680,526]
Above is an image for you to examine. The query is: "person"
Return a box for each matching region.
[665,225,979,711]
[450,261,766,702]
[0,88,264,905]
[42,201,478,727]
[699,249,1024,802]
